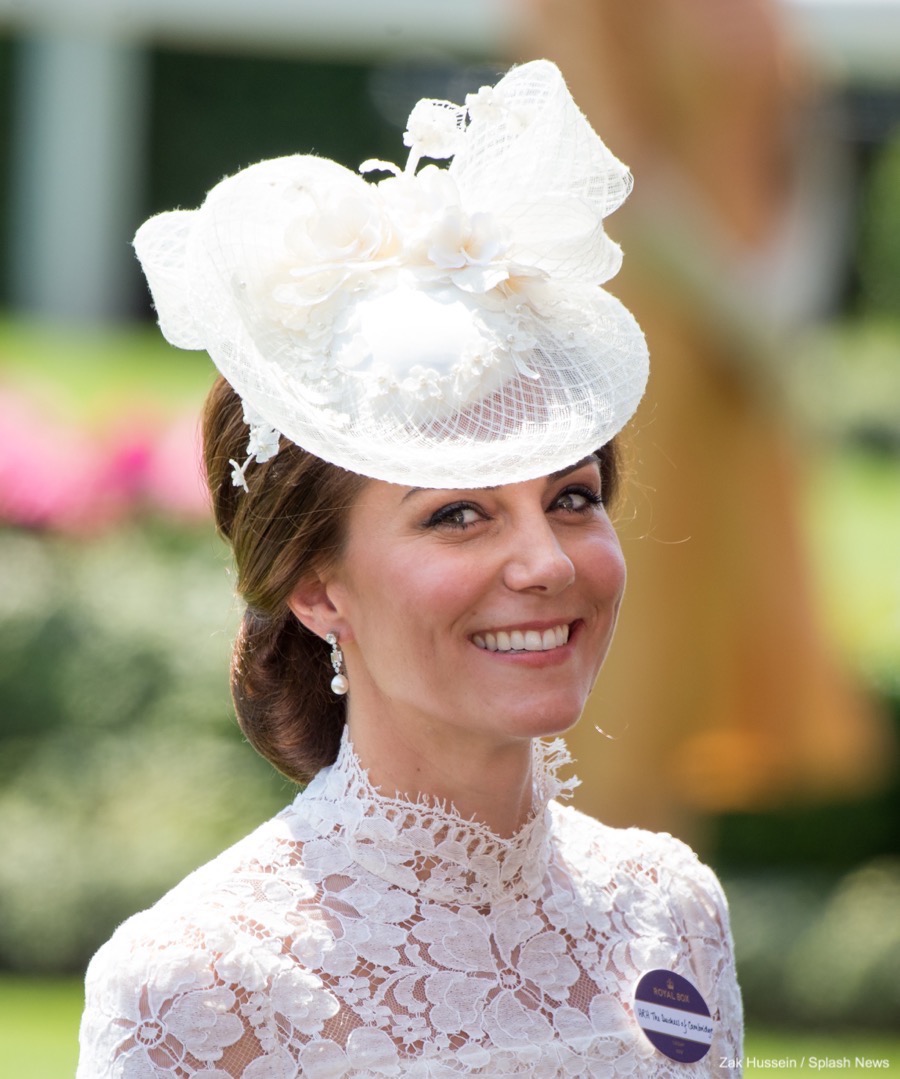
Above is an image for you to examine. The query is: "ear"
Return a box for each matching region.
[287,574,347,642]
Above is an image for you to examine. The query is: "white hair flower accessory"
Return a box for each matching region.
[133,60,649,489]
[228,403,281,492]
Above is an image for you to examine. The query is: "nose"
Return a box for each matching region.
[501,514,575,595]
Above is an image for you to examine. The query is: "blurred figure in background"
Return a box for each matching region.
[518,0,892,843]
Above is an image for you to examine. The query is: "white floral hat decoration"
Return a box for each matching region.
[134,59,649,490]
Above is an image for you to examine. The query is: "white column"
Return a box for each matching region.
[10,31,148,323]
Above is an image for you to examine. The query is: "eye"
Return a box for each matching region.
[424,501,485,530]
[552,485,603,514]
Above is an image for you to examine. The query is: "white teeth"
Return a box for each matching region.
[473,624,571,653]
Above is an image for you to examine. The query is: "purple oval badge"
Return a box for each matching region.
[633,969,714,1064]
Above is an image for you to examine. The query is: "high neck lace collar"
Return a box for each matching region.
[293,728,579,905]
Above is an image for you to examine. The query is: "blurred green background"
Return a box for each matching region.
[1,5,899,1076]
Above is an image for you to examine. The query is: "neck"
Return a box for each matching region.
[346,715,536,838]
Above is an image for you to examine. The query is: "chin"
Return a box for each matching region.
[501,697,588,741]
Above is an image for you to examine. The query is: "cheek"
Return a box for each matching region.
[333,549,481,653]
[609,541,627,596]
[408,555,483,612]
[583,532,627,607]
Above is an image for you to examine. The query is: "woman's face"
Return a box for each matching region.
[305,455,626,751]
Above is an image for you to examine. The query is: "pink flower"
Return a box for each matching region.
[141,411,210,521]
[0,386,118,532]
[0,383,211,532]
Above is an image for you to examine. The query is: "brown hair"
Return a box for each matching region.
[202,375,621,784]
[203,377,366,783]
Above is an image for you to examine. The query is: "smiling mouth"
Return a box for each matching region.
[472,624,571,653]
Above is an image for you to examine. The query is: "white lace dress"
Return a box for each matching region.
[78,735,742,1077]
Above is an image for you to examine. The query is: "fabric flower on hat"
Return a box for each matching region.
[251,163,399,338]
[375,165,520,295]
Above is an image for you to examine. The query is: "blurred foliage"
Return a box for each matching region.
[714,750,899,876]
[858,131,900,322]
[0,525,289,972]
[727,859,900,1032]
[787,320,900,454]
[804,448,900,693]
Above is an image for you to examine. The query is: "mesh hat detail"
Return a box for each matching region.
[133,59,649,489]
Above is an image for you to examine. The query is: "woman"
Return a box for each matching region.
[78,60,742,1077]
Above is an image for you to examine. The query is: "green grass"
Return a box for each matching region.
[0,976,83,1078]
[2,977,900,1079]
[743,1027,900,1076]
[0,317,214,424]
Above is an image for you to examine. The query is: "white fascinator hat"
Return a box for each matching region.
[134,59,649,490]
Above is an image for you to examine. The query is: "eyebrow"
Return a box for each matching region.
[400,454,600,502]
[549,453,600,480]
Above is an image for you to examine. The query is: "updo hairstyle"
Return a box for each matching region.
[202,375,621,785]
[203,377,366,784]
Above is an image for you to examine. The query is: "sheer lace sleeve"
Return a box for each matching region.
[77,903,261,1077]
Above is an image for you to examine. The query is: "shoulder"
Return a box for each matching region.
[551,799,719,879]
[550,801,732,927]
[89,796,313,960]
[548,801,743,1057]
[78,800,321,1076]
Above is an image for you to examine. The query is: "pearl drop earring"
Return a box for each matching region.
[326,632,349,696]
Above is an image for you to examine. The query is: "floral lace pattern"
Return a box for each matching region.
[78,734,742,1077]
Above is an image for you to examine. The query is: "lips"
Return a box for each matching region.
[472,623,570,653]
